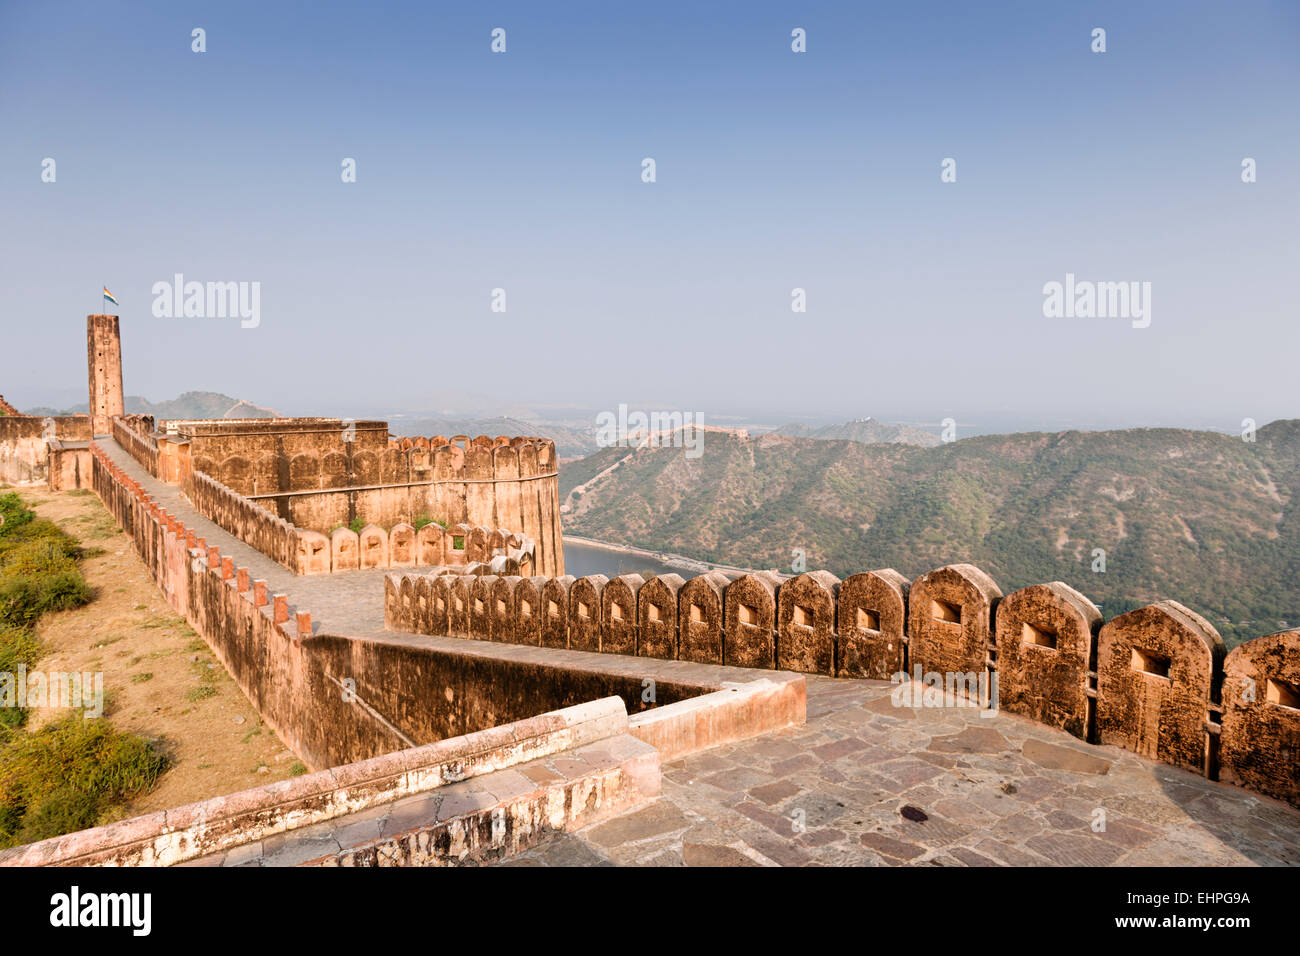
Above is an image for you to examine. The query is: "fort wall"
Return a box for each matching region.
[145,420,564,576]
[88,445,792,776]
[112,414,159,474]
[387,564,1300,808]
[0,414,92,485]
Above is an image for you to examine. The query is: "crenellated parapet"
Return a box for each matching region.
[168,421,563,575]
[112,415,159,475]
[301,522,534,576]
[385,562,1300,808]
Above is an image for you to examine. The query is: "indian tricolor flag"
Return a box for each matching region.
[102,287,118,307]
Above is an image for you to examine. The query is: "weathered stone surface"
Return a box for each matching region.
[1022,738,1111,775]
[511,576,546,646]
[296,530,330,575]
[678,571,730,664]
[540,575,575,649]
[448,574,473,637]
[908,564,1002,689]
[490,576,520,644]
[417,523,445,566]
[329,526,359,573]
[568,575,608,652]
[837,569,908,680]
[389,523,416,568]
[776,570,840,675]
[1220,628,1300,806]
[638,574,684,660]
[995,582,1101,740]
[724,572,780,669]
[602,574,644,656]
[1095,601,1224,774]
[427,574,452,636]
[359,524,389,570]
[468,574,498,641]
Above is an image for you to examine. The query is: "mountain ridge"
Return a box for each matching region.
[560,420,1300,647]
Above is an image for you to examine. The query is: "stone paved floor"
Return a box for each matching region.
[501,676,1300,867]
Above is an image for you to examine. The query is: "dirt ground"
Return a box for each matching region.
[6,483,300,819]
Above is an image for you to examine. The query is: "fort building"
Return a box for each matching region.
[0,312,1296,867]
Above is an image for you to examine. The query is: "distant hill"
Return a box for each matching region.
[21,391,279,420]
[560,420,1300,647]
[389,417,596,459]
[128,391,281,420]
[772,418,941,447]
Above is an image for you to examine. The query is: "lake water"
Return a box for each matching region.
[562,540,687,579]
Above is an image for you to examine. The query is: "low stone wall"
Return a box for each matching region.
[112,414,158,475]
[0,696,632,867]
[46,440,92,491]
[179,424,565,577]
[387,563,1300,808]
[296,522,533,576]
[184,466,299,571]
[0,414,92,485]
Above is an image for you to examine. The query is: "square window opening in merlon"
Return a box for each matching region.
[1266,677,1300,710]
[1130,647,1171,679]
[610,603,624,622]
[474,598,484,615]
[496,598,508,616]
[1022,621,1058,650]
[577,601,590,620]
[737,603,758,626]
[689,603,705,624]
[856,608,880,632]
[547,599,559,619]
[648,603,663,623]
[793,605,814,628]
[521,599,533,618]
[931,599,962,625]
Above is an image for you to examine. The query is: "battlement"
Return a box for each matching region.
[385,563,1300,808]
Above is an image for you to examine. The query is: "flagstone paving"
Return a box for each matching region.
[499,676,1300,867]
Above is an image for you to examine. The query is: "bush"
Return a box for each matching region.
[0,714,169,848]
[0,623,41,675]
[0,496,92,630]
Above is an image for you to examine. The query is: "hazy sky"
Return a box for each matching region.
[1,1,1296,432]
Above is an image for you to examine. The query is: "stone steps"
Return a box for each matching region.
[182,734,661,867]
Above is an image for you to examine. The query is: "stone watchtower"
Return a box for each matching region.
[87,314,124,435]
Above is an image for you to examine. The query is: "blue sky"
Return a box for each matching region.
[1,0,1296,432]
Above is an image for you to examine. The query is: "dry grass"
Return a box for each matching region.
[8,484,299,819]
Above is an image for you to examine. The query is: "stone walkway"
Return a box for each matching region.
[101,438,393,634]
[501,676,1300,867]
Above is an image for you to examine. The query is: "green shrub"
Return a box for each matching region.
[0,623,42,675]
[0,714,168,848]
[0,497,92,630]
[0,569,93,630]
